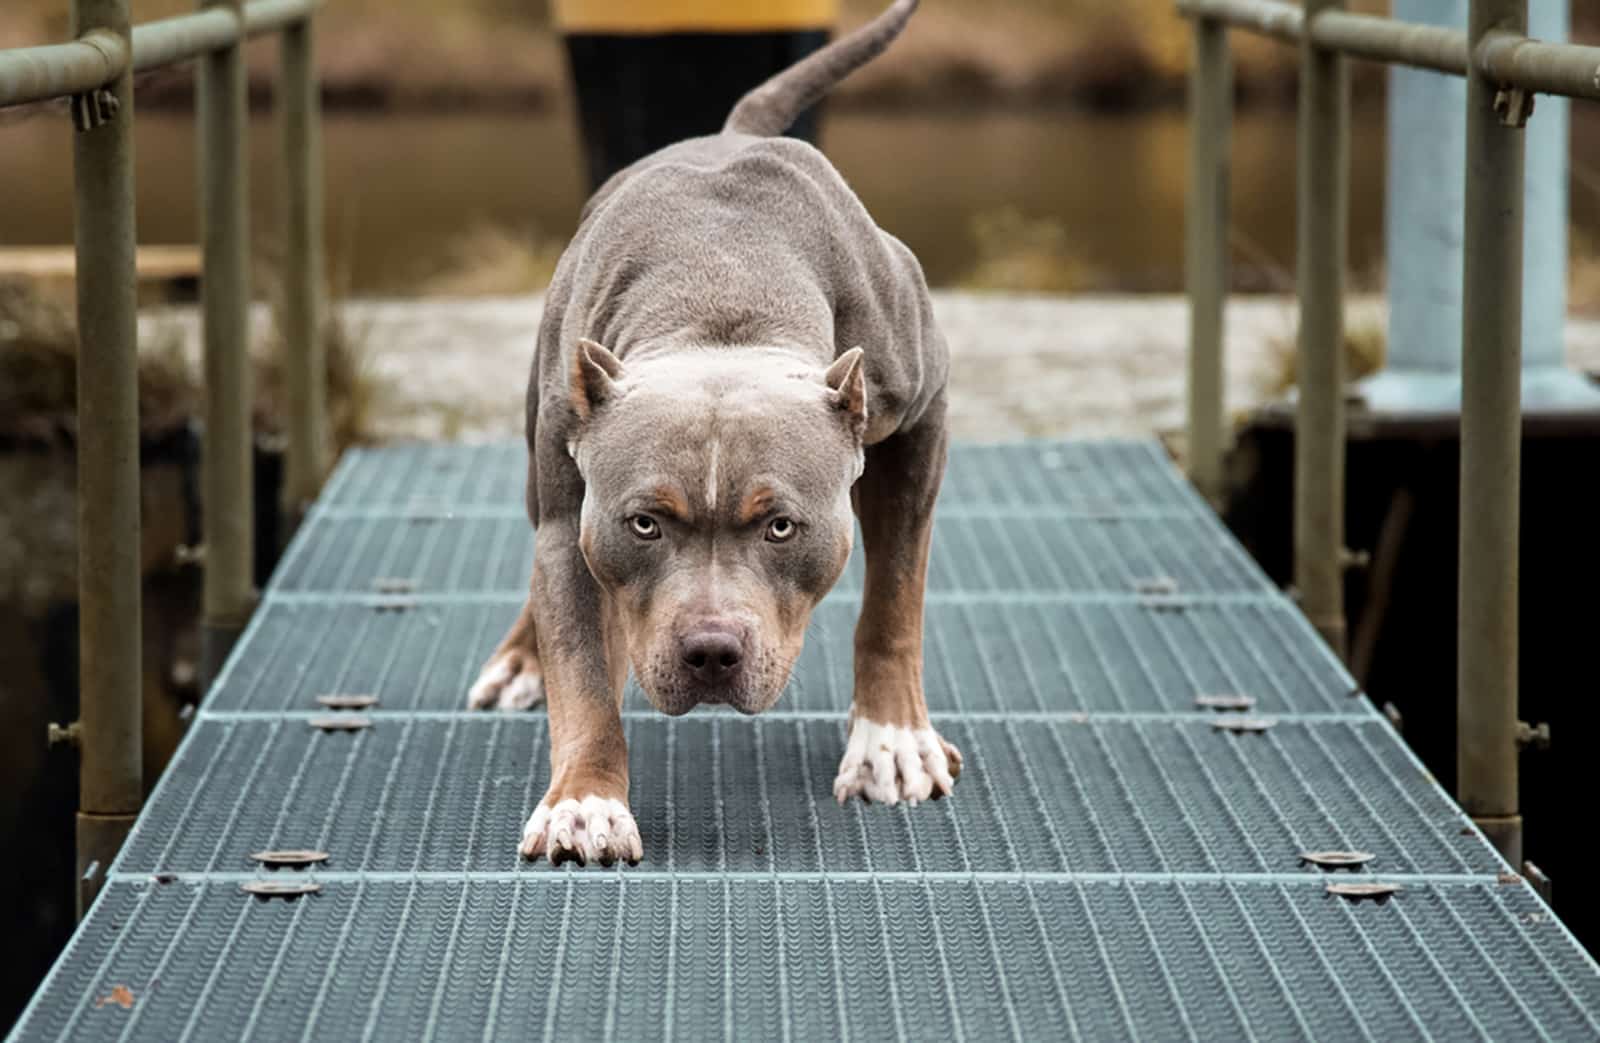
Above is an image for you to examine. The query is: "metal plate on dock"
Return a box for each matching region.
[206,597,1359,716]
[16,439,1598,1041]
[19,879,1599,1041]
[117,717,1498,877]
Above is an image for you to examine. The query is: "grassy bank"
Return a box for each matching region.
[12,1,1594,112]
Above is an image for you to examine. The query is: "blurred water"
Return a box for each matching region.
[0,106,1482,292]
[4,106,1600,292]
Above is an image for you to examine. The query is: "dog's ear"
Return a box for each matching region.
[823,347,868,441]
[570,337,624,420]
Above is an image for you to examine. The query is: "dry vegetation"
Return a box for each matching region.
[0,278,386,448]
[958,208,1102,294]
[417,224,565,297]
[0,283,192,439]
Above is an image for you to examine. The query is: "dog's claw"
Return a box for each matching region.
[833,718,961,805]
[520,796,641,867]
[467,652,544,711]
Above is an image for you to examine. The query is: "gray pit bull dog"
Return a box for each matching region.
[467,0,961,866]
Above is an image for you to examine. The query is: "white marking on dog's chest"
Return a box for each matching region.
[706,437,720,513]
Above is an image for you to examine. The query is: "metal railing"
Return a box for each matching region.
[0,0,325,915]
[1179,0,1600,867]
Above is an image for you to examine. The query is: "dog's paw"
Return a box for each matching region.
[520,795,642,866]
[467,652,544,711]
[833,718,963,805]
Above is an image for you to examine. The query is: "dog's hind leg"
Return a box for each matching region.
[834,392,963,805]
[467,590,545,711]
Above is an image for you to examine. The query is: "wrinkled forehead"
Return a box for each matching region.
[583,370,852,515]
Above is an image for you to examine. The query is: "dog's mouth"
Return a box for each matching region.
[636,644,793,716]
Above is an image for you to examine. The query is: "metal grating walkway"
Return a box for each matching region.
[13,439,1600,1041]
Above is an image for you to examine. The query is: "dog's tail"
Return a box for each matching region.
[722,0,918,137]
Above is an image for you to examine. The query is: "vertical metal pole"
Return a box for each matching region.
[1185,16,1231,507]
[1364,0,1593,414]
[199,0,254,686]
[1294,0,1349,659]
[72,0,141,919]
[1459,0,1525,867]
[279,15,327,525]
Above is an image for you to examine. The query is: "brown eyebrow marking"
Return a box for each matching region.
[736,486,777,526]
[643,486,691,521]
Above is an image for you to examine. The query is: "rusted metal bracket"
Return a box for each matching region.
[48,720,83,749]
[1514,721,1550,750]
[1492,85,1534,128]
[69,87,119,131]
[1338,547,1371,572]
[1523,861,1552,905]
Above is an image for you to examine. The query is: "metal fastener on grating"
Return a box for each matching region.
[308,715,372,732]
[314,694,379,710]
[250,850,330,871]
[1195,694,1256,712]
[369,597,417,613]
[1300,850,1375,871]
[1326,882,1402,903]
[1211,716,1277,734]
[372,577,418,594]
[1133,576,1179,596]
[240,880,322,900]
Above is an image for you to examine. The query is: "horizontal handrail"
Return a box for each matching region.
[0,30,127,108]
[1175,0,1302,44]
[1179,0,1599,98]
[1479,31,1600,102]
[132,9,239,73]
[243,0,320,37]
[1312,11,1465,75]
[0,0,317,108]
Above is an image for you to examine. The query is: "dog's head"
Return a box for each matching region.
[566,339,866,715]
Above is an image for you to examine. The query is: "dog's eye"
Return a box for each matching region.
[766,517,797,543]
[629,515,661,540]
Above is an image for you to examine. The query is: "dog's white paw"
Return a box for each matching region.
[833,718,962,805]
[467,653,544,711]
[520,796,642,866]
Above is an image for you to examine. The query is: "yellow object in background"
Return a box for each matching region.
[552,0,840,34]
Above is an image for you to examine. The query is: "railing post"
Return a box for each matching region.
[1294,0,1349,659]
[279,13,326,525]
[1185,14,1231,506]
[1459,0,1525,867]
[198,0,254,685]
[70,0,141,919]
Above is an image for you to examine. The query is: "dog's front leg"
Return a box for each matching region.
[517,517,641,866]
[834,397,963,805]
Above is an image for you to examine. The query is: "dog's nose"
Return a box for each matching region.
[679,629,743,683]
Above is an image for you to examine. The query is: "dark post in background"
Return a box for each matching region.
[553,0,839,192]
